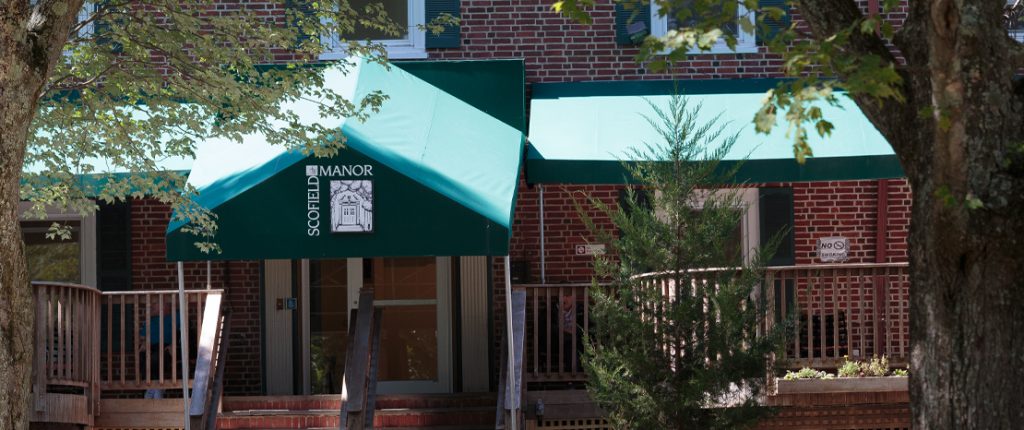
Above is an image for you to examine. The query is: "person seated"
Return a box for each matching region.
[139,301,179,399]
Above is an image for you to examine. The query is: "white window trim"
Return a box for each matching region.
[654,188,760,265]
[1007,0,1024,42]
[319,0,427,61]
[650,2,757,55]
[18,202,98,288]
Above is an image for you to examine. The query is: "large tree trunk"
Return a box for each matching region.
[796,0,1024,427]
[904,0,1024,427]
[0,3,83,430]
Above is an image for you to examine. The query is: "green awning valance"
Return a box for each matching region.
[165,57,524,261]
[526,80,904,184]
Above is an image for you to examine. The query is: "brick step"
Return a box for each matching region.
[216,404,494,429]
[222,394,496,413]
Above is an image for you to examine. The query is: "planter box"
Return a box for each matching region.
[776,377,908,394]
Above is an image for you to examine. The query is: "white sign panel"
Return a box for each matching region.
[817,236,849,262]
[575,244,606,256]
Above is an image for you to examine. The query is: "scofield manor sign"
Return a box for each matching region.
[305,164,375,236]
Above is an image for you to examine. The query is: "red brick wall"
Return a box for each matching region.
[429,0,786,81]
[131,198,263,395]
[493,179,913,371]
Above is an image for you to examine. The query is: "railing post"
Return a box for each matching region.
[33,285,48,412]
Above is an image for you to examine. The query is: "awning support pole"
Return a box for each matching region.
[177,262,192,430]
[504,256,517,430]
[206,261,212,290]
[539,185,546,284]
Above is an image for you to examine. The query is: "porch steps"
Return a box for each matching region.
[218,394,495,429]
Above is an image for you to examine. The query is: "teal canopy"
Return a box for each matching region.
[165,57,525,261]
[526,80,904,184]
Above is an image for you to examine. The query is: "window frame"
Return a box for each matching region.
[1007,0,1024,42]
[654,188,760,266]
[649,1,757,55]
[18,202,98,287]
[319,0,427,61]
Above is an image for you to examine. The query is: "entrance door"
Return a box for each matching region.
[303,257,452,395]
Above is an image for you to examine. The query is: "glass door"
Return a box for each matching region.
[303,257,451,394]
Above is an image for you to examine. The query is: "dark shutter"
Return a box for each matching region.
[96,200,132,354]
[757,0,791,45]
[285,0,317,46]
[93,2,123,53]
[425,0,461,48]
[96,200,131,292]
[759,187,795,266]
[615,0,651,45]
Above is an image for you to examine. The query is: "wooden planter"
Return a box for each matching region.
[776,376,908,394]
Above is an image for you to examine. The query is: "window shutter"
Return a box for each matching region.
[757,0,791,45]
[759,187,795,266]
[426,0,461,48]
[96,200,131,292]
[615,0,650,45]
[285,0,317,46]
[92,2,123,53]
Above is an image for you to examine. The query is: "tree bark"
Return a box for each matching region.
[796,0,1024,427]
[0,2,84,430]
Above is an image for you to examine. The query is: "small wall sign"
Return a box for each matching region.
[575,244,606,256]
[817,236,849,262]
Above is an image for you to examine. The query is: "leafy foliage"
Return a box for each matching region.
[21,0,455,250]
[577,96,784,429]
[783,367,834,380]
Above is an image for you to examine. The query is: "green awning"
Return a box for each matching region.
[165,57,524,261]
[526,80,904,184]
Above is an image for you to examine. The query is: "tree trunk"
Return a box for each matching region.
[905,1,1024,427]
[796,0,1024,426]
[0,70,39,430]
[0,4,83,429]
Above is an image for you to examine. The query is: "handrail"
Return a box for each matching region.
[631,262,910,279]
[204,311,230,430]
[32,280,102,294]
[100,288,225,295]
[189,292,224,417]
[340,289,381,430]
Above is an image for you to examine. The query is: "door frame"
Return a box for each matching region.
[299,257,453,394]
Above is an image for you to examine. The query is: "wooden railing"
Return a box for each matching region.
[98,289,221,391]
[32,282,102,420]
[517,262,911,383]
[189,292,227,430]
[339,289,382,430]
[517,283,592,383]
[764,263,910,368]
[31,283,229,428]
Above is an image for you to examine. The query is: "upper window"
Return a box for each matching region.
[1006,0,1024,42]
[320,0,427,60]
[650,1,756,54]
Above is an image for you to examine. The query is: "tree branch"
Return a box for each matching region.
[797,0,925,166]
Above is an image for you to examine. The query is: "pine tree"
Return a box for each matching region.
[580,95,782,429]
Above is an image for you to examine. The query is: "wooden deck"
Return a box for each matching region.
[31,282,226,430]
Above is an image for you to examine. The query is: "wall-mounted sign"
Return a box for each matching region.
[817,236,849,262]
[575,243,606,256]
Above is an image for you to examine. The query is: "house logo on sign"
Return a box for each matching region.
[330,180,373,233]
[817,237,849,262]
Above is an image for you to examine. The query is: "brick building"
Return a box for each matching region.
[23,0,914,428]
